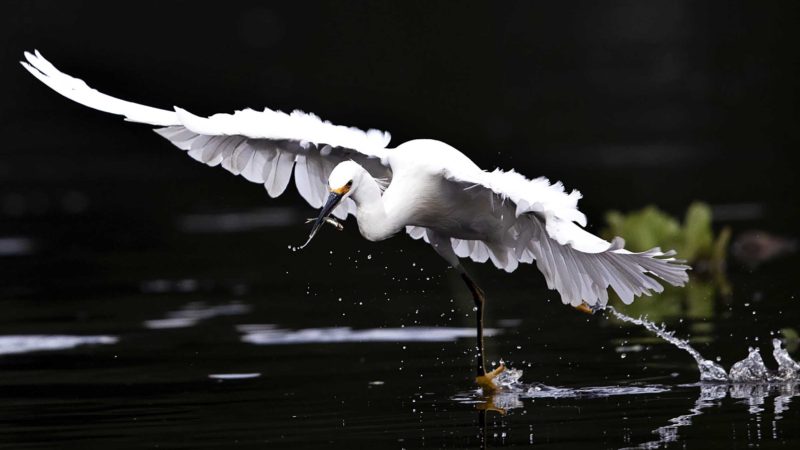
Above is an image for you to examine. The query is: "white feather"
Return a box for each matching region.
[22,51,391,219]
[21,50,180,126]
[394,140,689,306]
[23,50,690,309]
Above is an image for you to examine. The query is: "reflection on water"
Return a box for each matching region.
[0,335,117,355]
[455,367,670,413]
[626,382,799,449]
[457,371,673,449]
[143,301,251,329]
[239,325,499,345]
[774,383,797,419]
[622,383,726,449]
[208,373,262,380]
[460,375,799,449]
[457,310,800,449]
[594,309,799,448]
[0,236,36,256]
[3,191,799,448]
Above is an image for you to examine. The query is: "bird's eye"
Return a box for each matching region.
[346,181,353,187]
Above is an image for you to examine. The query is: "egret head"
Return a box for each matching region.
[303,161,362,247]
[327,160,363,196]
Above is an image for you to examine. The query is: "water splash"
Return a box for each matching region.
[606,306,728,381]
[729,347,769,382]
[472,309,799,403]
[454,366,668,409]
[606,306,800,383]
[492,367,524,388]
[457,309,800,449]
[457,305,800,410]
[773,338,800,380]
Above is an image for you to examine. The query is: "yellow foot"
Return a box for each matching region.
[475,364,506,392]
[574,302,594,315]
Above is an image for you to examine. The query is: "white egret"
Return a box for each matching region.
[21,51,690,390]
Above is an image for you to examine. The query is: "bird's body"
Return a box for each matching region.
[355,140,493,242]
[22,50,690,389]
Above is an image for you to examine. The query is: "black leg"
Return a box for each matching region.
[461,272,487,377]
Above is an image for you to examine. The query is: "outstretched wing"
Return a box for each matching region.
[20,50,391,219]
[408,164,689,308]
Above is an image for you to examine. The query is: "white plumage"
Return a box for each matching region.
[21,50,689,309]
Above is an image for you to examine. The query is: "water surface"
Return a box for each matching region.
[1,199,799,449]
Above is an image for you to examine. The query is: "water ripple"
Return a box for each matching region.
[624,381,799,449]
[144,302,251,329]
[0,335,117,355]
[454,367,669,410]
[239,325,499,345]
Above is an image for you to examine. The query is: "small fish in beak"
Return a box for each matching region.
[304,216,344,231]
[299,191,346,249]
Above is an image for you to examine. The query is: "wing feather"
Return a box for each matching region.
[22,50,393,218]
[20,50,180,126]
[241,142,268,183]
[293,155,317,208]
[266,150,295,198]
[411,163,690,307]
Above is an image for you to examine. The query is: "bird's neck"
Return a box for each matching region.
[352,175,402,242]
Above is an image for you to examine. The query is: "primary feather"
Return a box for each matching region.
[20,50,389,219]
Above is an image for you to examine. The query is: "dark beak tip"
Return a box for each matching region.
[299,191,344,250]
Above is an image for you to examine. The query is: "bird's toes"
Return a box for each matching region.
[475,364,506,392]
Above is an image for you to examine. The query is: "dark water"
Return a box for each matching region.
[1,189,799,449]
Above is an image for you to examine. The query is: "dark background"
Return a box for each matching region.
[1,0,798,231]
